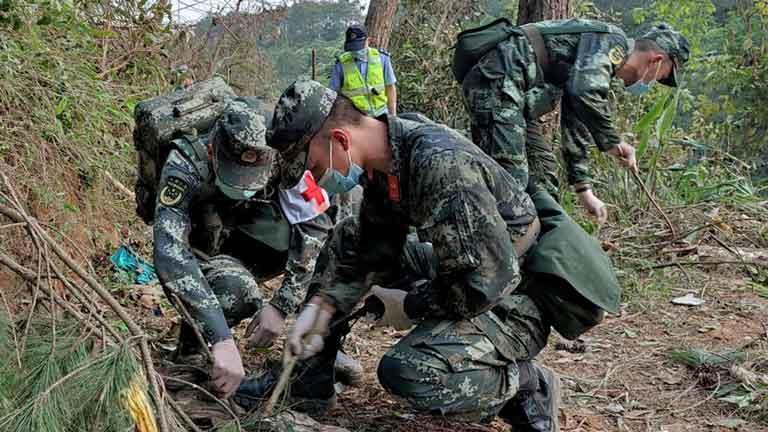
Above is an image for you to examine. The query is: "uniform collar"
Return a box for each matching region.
[360,115,407,203]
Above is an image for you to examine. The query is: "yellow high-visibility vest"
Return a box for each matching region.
[339,48,388,116]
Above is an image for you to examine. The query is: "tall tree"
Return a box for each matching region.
[517,0,571,24]
[364,0,399,50]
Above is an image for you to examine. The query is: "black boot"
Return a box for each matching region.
[233,322,347,414]
[499,362,561,432]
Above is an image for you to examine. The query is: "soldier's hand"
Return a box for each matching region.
[287,297,334,360]
[371,286,413,331]
[246,304,286,348]
[210,339,245,397]
[607,142,637,172]
[577,189,608,224]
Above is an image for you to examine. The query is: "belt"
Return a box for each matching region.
[520,24,551,77]
[513,216,541,258]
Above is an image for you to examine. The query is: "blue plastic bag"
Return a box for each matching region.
[110,245,157,285]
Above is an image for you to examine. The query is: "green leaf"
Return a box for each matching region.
[55,97,69,116]
[635,92,670,135]
[656,88,680,143]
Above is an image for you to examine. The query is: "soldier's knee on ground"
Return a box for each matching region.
[377,354,440,404]
[202,255,263,326]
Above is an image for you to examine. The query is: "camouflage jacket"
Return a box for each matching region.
[153,146,331,344]
[525,20,630,185]
[321,115,537,324]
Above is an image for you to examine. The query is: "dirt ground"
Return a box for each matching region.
[134,245,768,432]
[297,268,768,432]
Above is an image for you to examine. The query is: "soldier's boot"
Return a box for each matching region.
[233,324,347,415]
[498,362,561,432]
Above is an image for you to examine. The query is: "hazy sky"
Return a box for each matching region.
[172,0,369,23]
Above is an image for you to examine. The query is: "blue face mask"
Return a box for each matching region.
[318,140,363,194]
[352,48,368,60]
[216,177,258,200]
[626,62,661,96]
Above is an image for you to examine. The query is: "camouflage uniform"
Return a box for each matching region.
[460,19,689,193]
[268,80,622,425]
[153,101,333,345]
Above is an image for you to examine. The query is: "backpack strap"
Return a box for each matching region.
[521,24,550,77]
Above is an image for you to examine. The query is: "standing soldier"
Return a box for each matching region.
[330,24,398,116]
[262,80,621,431]
[152,100,360,399]
[457,21,689,222]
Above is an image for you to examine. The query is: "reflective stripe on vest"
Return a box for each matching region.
[339,48,388,117]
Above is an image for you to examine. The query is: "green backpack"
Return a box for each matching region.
[452,18,518,83]
[452,18,615,83]
[133,77,236,224]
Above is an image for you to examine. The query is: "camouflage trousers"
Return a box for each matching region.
[461,35,560,195]
[377,294,550,422]
[177,255,263,352]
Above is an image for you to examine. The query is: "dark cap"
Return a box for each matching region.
[638,23,690,87]
[344,24,368,51]
[267,79,337,188]
[210,101,275,192]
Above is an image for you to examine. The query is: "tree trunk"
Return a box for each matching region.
[517,0,571,24]
[364,0,399,50]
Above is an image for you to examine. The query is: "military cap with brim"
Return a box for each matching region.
[267,79,338,189]
[344,24,368,51]
[211,101,275,191]
[638,23,690,87]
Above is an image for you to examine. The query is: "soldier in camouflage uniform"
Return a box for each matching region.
[459,21,689,222]
[153,99,361,398]
[259,80,621,431]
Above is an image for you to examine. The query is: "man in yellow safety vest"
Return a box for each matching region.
[330,24,397,116]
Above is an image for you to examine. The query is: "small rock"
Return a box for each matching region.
[671,293,705,306]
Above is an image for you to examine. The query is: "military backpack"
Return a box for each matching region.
[452,18,615,83]
[133,77,237,224]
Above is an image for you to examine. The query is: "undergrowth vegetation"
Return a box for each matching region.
[0,0,171,249]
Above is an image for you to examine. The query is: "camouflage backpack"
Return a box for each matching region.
[133,77,236,224]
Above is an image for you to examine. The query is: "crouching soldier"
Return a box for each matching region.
[152,100,361,399]
[258,80,621,431]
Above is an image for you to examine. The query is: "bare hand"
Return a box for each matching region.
[210,339,245,397]
[246,304,286,348]
[578,189,608,224]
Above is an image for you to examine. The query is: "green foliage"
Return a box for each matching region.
[0,320,141,432]
[626,0,768,175]
[389,0,504,128]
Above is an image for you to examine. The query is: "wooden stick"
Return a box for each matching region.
[104,170,135,200]
[262,348,297,417]
[630,168,677,238]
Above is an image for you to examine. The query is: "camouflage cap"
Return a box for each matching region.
[211,100,276,191]
[638,23,690,87]
[267,79,337,188]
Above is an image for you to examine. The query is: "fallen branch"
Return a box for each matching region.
[631,168,677,238]
[104,170,136,200]
[164,376,242,432]
[0,172,169,432]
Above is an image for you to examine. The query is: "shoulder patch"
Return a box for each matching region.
[608,45,625,65]
[159,176,188,207]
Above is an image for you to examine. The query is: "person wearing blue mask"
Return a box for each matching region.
[152,99,363,401]
[458,21,689,224]
[329,24,398,117]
